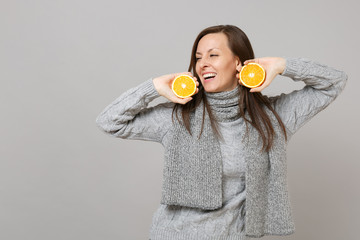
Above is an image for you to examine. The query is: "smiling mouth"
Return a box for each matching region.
[203,73,217,81]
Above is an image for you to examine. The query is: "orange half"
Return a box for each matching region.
[171,75,197,98]
[239,63,266,88]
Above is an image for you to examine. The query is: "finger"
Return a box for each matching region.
[193,77,200,85]
[173,72,193,78]
[244,59,256,65]
[178,97,193,105]
[250,80,269,92]
[250,87,262,93]
[249,83,264,92]
[170,92,194,103]
[238,79,244,86]
[184,72,193,77]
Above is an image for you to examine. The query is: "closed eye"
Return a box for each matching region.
[195,54,217,61]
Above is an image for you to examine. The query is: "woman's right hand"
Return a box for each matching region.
[153,72,199,104]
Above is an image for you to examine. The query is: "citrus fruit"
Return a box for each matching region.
[171,74,197,98]
[239,63,266,88]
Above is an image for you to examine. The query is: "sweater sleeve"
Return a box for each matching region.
[95,78,174,143]
[270,57,348,136]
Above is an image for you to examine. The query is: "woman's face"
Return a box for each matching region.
[195,33,242,93]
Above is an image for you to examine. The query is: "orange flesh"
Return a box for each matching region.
[240,63,266,88]
[172,75,196,98]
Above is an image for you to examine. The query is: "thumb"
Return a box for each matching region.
[244,59,257,65]
[177,97,193,105]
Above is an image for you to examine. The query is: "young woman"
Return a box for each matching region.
[96,25,347,240]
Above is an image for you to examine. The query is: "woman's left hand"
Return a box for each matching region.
[237,57,286,93]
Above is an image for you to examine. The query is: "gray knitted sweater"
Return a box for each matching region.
[96,58,347,239]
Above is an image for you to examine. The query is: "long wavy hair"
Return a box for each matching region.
[172,25,287,152]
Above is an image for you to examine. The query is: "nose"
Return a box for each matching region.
[197,57,209,69]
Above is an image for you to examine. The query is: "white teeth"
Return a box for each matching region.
[203,73,217,78]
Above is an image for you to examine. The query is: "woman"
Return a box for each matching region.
[96,25,347,239]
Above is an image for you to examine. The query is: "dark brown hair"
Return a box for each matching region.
[172,25,287,151]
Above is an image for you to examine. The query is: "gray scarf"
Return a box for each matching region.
[161,85,241,210]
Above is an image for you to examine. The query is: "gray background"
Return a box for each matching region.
[1,0,359,239]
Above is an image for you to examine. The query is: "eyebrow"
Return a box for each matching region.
[196,48,219,55]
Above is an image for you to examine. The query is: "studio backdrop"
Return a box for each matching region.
[1,0,359,240]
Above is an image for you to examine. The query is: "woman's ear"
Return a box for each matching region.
[235,57,242,72]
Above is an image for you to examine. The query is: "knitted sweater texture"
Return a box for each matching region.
[96,58,347,239]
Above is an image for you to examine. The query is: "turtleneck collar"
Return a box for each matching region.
[204,85,241,122]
